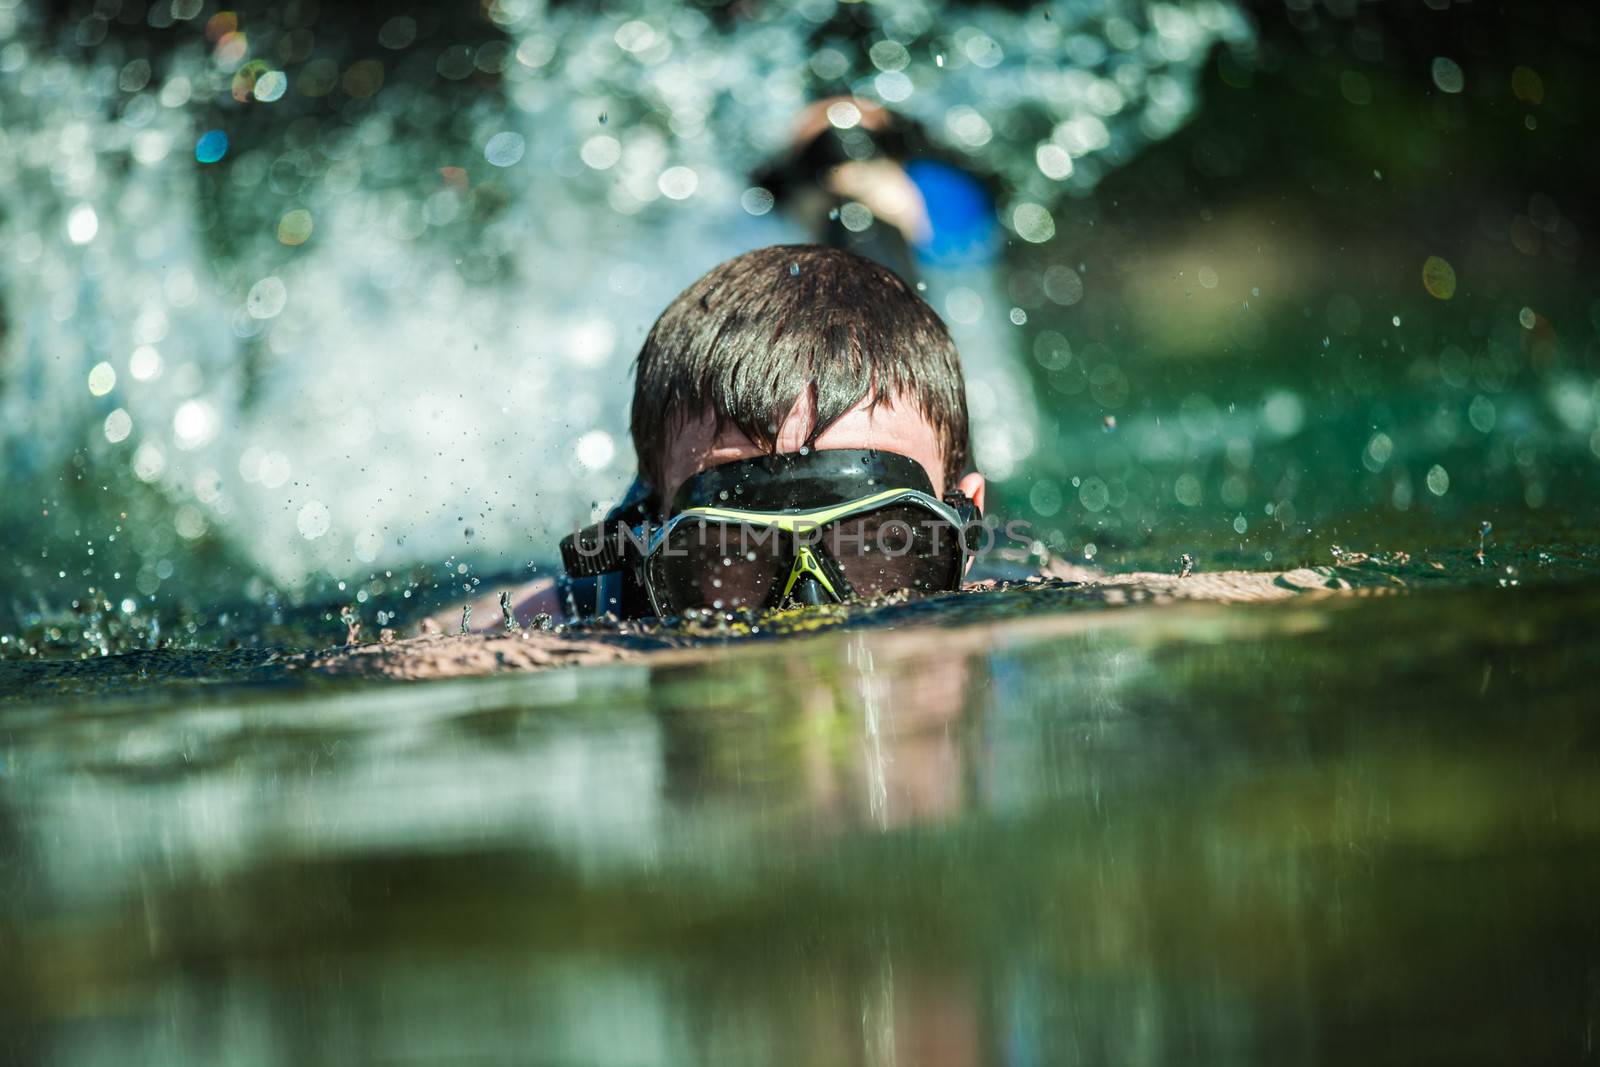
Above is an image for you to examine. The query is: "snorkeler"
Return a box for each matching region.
[450,243,991,628]
[753,96,1004,282]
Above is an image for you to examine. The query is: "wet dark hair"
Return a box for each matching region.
[629,244,969,494]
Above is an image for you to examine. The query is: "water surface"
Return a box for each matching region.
[5,580,1597,1064]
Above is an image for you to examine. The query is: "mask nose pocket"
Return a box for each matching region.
[780,545,841,606]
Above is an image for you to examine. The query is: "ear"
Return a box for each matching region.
[957,471,986,516]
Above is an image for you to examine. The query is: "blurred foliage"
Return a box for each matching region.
[1000,0,1600,567]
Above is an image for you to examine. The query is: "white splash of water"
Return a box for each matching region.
[0,1,1251,590]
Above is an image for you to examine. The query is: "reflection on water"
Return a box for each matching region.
[6,582,1599,1063]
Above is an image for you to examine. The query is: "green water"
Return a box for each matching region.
[4,581,1598,1064]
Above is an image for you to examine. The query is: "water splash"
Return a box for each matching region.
[0,1,1253,606]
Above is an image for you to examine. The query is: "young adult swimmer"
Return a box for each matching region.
[446,243,999,630]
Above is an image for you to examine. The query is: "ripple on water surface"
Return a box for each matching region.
[3,578,1599,1062]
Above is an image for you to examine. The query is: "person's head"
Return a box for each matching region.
[628,244,986,514]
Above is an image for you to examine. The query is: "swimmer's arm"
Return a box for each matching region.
[419,577,565,635]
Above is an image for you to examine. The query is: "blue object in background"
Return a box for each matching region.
[904,158,1001,268]
[195,129,229,164]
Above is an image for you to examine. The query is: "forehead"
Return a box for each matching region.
[659,393,947,505]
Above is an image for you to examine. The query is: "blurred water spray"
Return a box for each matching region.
[0,0,1250,595]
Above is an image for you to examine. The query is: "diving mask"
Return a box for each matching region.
[559,449,978,617]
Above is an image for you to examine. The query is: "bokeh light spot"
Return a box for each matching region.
[378,16,417,50]
[342,59,385,99]
[103,408,133,443]
[614,20,657,54]
[1012,202,1055,243]
[253,69,288,102]
[246,276,288,319]
[173,399,218,450]
[132,442,166,483]
[214,32,248,70]
[1430,57,1464,94]
[67,203,99,244]
[119,58,151,93]
[1043,266,1083,306]
[580,134,621,170]
[658,165,698,200]
[826,100,862,129]
[87,362,116,396]
[945,287,984,324]
[1422,255,1457,299]
[1511,66,1544,104]
[1262,391,1305,437]
[297,500,331,540]
[575,430,615,470]
[740,187,775,216]
[875,72,913,102]
[130,346,163,381]
[1426,464,1451,496]
[839,202,873,232]
[1079,477,1110,512]
[1035,143,1074,180]
[484,131,526,167]
[277,208,314,245]
[195,129,229,164]
[868,40,909,73]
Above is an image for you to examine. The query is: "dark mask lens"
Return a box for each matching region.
[645,520,787,614]
[820,503,962,598]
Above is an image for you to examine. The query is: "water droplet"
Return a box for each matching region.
[740,187,775,216]
[657,165,698,200]
[1422,255,1457,300]
[66,204,99,245]
[246,276,288,319]
[484,131,526,167]
[87,361,116,396]
[1430,56,1465,95]
[1425,464,1450,496]
[103,408,132,443]
[253,69,288,103]
[195,129,228,164]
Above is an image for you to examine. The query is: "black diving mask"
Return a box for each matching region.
[559,449,978,617]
